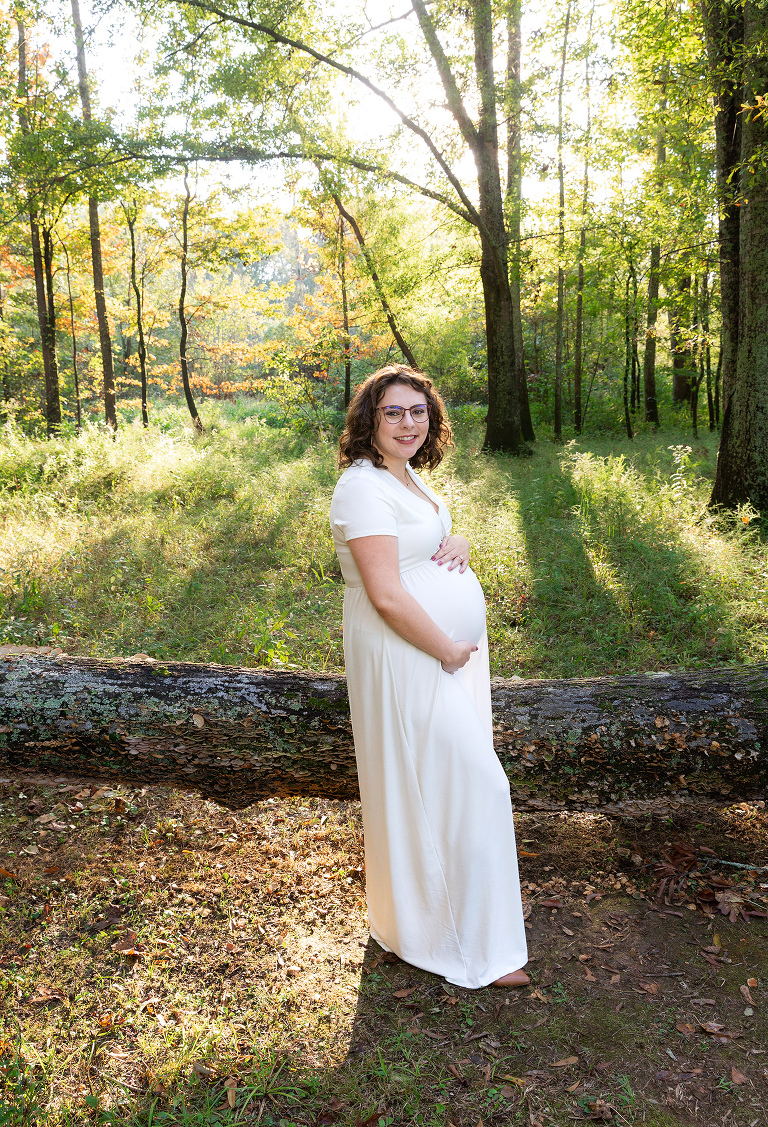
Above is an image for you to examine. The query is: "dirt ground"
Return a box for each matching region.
[0,769,766,1126]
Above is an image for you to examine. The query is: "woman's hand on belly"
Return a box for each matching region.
[432,534,470,573]
[441,639,478,674]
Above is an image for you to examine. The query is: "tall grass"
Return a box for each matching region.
[0,402,764,677]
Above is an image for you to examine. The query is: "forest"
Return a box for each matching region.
[1,0,768,1125]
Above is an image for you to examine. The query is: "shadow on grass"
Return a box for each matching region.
[503,436,742,677]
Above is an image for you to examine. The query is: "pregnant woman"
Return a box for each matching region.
[330,365,529,989]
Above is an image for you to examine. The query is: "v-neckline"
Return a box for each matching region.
[383,465,440,515]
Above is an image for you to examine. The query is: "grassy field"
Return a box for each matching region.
[0,401,764,679]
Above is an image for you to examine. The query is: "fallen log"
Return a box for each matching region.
[0,652,765,809]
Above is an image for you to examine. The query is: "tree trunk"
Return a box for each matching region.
[701,0,742,430]
[1,653,765,810]
[16,16,60,435]
[60,239,82,431]
[41,226,62,432]
[703,266,715,429]
[178,166,203,432]
[338,216,352,409]
[123,202,149,427]
[505,0,535,442]
[706,1,768,510]
[643,241,661,426]
[642,107,666,427]
[623,266,634,440]
[329,194,418,370]
[553,1,571,440]
[691,275,701,438]
[412,0,523,453]
[670,273,694,405]
[70,0,117,431]
[574,0,595,437]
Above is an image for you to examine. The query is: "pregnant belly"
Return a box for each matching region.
[400,560,487,647]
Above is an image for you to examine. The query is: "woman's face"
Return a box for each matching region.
[372,382,430,465]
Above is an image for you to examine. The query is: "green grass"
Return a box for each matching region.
[0,400,764,678]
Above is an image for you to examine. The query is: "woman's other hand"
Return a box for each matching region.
[432,534,470,572]
[441,639,478,674]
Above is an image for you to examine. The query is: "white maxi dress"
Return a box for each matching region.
[330,460,528,989]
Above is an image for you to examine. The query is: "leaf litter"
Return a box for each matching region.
[0,773,766,1124]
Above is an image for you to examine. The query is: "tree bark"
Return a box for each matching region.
[505,0,535,442]
[178,166,203,432]
[706,1,768,510]
[71,0,117,431]
[1,654,765,810]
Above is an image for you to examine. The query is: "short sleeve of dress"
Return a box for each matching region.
[332,473,399,541]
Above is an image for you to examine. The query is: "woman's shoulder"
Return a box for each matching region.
[333,461,387,493]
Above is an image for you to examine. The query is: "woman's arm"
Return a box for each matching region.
[348,535,476,673]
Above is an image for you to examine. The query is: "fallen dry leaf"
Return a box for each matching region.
[393,988,417,999]
[111,931,144,956]
[192,713,205,728]
[747,977,758,988]
[565,1079,581,1092]
[740,984,755,1006]
[192,1061,216,1078]
[583,966,597,982]
[731,1066,748,1085]
[676,1022,696,1038]
[552,1056,579,1067]
[224,1076,237,1108]
[562,926,574,936]
[541,898,564,909]
[518,850,539,857]
[689,997,716,1006]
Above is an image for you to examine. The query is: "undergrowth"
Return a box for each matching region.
[0,401,763,677]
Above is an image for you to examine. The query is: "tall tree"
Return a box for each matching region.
[412,0,522,451]
[553,0,571,439]
[573,0,595,436]
[169,0,526,451]
[703,0,768,510]
[121,200,149,427]
[15,11,61,434]
[177,165,203,432]
[641,97,665,427]
[505,0,534,442]
[70,0,117,430]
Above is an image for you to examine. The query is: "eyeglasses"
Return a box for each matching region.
[376,403,430,424]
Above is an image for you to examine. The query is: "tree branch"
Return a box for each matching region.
[169,0,482,225]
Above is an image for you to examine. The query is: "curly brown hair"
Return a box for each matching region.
[338,366,453,471]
